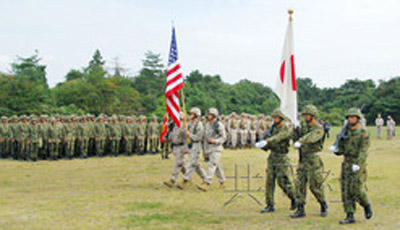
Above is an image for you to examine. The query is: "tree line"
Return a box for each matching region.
[0,50,398,126]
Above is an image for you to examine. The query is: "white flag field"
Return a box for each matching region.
[275,16,298,124]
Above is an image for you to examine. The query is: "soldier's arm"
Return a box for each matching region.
[189,123,204,142]
[356,129,370,163]
[299,126,324,144]
[214,123,226,145]
[266,126,291,144]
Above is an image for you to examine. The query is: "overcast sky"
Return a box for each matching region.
[0,0,399,88]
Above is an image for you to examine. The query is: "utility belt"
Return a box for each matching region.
[172,142,185,147]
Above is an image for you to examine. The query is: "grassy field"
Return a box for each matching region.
[0,127,399,230]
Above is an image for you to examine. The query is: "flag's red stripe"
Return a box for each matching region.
[166,106,180,128]
[167,64,181,76]
[165,82,184,97]
[166,73,183,88]
[290,55,296,91]
[280,61,285,83]
[160,115,168,143]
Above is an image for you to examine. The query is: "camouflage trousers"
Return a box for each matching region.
[294,154,326,206]
[183,144,206,181]
[29,142,39,160]
[95,138,106,156]
[376,127,382,138]
[149,136,159,153]
[0,140,8,158]
[67,138,75,157]
[249,130,256,146]
[265,154,295,205]
[239,129,248,147]
[170,145,187,182]
[341,162,370,213]
[230,129,238,148]
[204,151,225,184]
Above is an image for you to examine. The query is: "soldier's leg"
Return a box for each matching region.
[170,147,185,183]
[276,165,295,200]
[205,152,224,184]
[32,143,38,161]
[265,159,276,205]
[341,164,355,214]
[309,158,326,204]
[294,163,308,206]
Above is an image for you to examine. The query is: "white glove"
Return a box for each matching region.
[329,145,338,153]
[294,120,301,128]
[352,164,361,172]
[294,141,301,149]
[255,140,268,148]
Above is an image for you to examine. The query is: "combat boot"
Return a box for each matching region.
[177,179,192,190]
[290,204,306,218]
[197,182,210,192]
[218,182,226,189]
[320,202,328,217]
[364,204,373,219]
[290,199,296,210]
[339,213,355,224]
[260,204,274,213]
[163,179,175,188]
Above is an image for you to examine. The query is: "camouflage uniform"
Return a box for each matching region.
[375,115,384,139]
[200,108,226,188]
[249,115,257,146]
[48,118,61,159]
[94,117,107,156]
[262,109,295,208]
[17,115,30,160]
[228,113,238,149]
[28,118,40,161]
[147,115,160,154]
[387,117,396,139]
[239,114,248,148]
[291,105,327,218]
[38,115,50,159]
[136,116,147,154]
[0,116,10,158]
[181,108,207,184]
[337,108,371,218]
[164,117,187,186]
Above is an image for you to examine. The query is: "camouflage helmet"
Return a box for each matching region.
[208,108,219,117]
[266,115,272,120]
[152,114,158,120]
[190,107,201,117]
[271,109,286,120]
[1,116,7,120]
[20,115,28,120]
[49,117,56,122]
[302,105,319,117]
[346,108,362,119]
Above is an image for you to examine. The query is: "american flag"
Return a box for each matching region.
[165,26,184,127]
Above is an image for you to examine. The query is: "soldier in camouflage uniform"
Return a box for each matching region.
[249,115,257,146]
[228,112,238,149]
[8,115,19,159]
[164,113,187,188]
[257,109,296,213]
[129,115,138,155]
[330,108,372,224]
[28,117,40,161]
[375,114,384,139]
[65,116,75,159]
[37,115,49,159]
[148,115,160,154]
[48,117,61,160]
[291,105,328,218]
[136,116,147,155]
[0,116,10,158]
[108,115,121,156]
[177,107,207,189]
[16,115,30,160]
[76,117,90,158]
[197,108,227,192]
[239,113,248,149]
[256,114,267,142]
[94,116,107,157]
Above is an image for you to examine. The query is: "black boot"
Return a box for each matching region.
[290,199,296,210]
[364,204,373,219]
[320,202,328,217]
[260,204,275,213]
[290,204,306,218]
[339,213,355,224]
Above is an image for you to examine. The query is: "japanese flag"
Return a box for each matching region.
[275,16,298,123]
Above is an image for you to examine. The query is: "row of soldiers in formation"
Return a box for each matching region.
[164,105,373,225]
[375,114,396,139]
[0,114,164,161]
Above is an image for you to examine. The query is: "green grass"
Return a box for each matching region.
[0,126,399,230]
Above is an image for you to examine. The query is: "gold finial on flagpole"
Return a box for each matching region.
[288,9,294,22]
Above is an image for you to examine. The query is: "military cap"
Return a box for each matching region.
[10,115,18,120]
[301,105,319,117]
[271,109,286,120]
[346,108,362,119]
[208,108,219,117]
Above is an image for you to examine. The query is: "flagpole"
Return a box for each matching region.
[180,89,191,144]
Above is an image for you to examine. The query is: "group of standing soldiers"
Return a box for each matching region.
[0,114,164,161]
[375,114,396,139]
